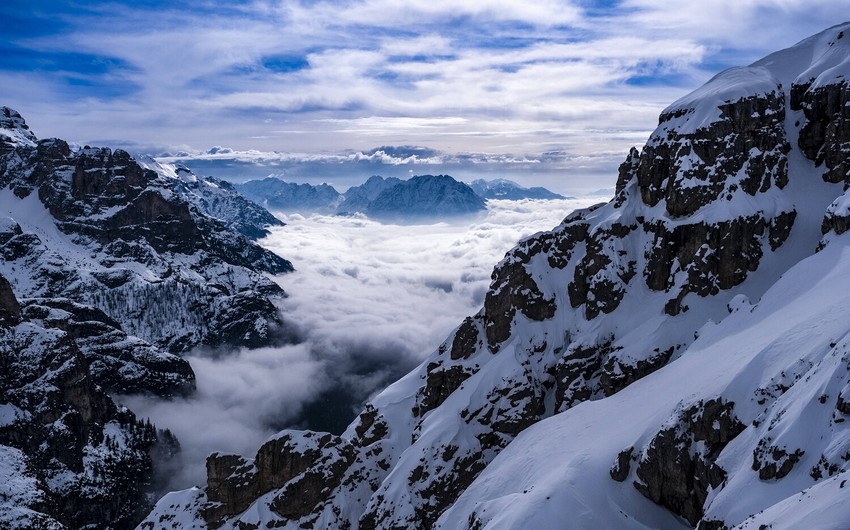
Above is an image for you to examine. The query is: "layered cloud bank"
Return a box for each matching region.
[6,1,850,189]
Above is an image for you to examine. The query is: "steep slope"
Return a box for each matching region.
[0,109,292,352]
[0,275,184,530]
[469,178,567,200]
[142,22,850,530]
[137,158,284,239]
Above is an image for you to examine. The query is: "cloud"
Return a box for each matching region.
[119,344,327,491]
[7,0,849,185]
[161,144,626,195]
[121,197,599,493]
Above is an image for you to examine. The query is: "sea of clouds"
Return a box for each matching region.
[121,197,602,492]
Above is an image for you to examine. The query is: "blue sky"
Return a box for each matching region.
[2,1,850,192]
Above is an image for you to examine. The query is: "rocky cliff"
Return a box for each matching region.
[0,275,185,530]
[0,109,292,352]
[143,22,850,530]
[0,107,295,529]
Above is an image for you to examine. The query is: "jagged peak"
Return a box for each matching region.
[0,106,37,148]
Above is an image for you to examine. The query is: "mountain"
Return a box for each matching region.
[365,174,487,220]
[142,22,850,529]
[468,178,567,200]
[137,159,285,240]
[0,275,186,530]
[235,174,487,220]
[0,106,299,529]
[0,108,292,353]
[336,175,402,214]
[236,177,342,213]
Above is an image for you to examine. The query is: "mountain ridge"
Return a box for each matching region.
[236,174,564,219]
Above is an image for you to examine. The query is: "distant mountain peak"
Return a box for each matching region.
[468,177,567,200]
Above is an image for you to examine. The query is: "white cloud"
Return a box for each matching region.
[120,343,327,490]
[6,0,850,190]
[122,197,600,493]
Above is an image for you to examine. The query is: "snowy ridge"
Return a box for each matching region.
[468,178,567,200]
[138,156,284,239]
[142,21,850,530]
[0,118,292,352]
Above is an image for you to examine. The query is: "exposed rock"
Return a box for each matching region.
[0,274,21,324]
[792,80,850,184]
[0,115,292,353]
[610,447,634,482]
[484,260,555,350]
[633,399,745,526]
[567,223,637,319]
[634,91,789,216]
[450,316,481,360]
[202,432,356,528]
[600,346,674,396]
[415,362,476,417]
[752,439,805,481]
[0,277,180,529]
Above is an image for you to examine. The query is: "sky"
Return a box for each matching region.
[3,1,850,192]
[121,197,600,491]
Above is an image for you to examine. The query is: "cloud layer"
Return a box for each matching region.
[4,1,850,190]
[121,197,599,492]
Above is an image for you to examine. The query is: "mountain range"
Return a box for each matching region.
[468,178,568,200]
[237,175,564,219]
[139,21,850,530]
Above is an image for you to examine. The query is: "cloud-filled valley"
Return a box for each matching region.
[120,197,600,493]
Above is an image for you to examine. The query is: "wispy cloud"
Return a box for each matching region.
[2,1,849,188]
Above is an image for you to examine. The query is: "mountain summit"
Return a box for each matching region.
[150,21,850,530]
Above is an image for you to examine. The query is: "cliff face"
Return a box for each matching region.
[144,23,850,530]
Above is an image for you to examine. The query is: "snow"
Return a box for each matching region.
[132,19,850,530]
[437,237,850,529]
[662,66,781,134]
[0,403,29,427]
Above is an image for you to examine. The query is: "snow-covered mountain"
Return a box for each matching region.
[468,178,567,200]
[236,177,343,214]
[0,109,292,352]
[364,174,486,220]
[136,160,284,240]
[0,275,187,530]
[142,22,850,529]
[0,106,300,529]
[336,175,402,214]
